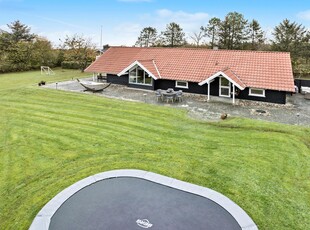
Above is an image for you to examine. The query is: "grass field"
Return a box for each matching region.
[0,69,309,229]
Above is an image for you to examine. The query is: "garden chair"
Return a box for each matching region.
[165,95,174,103]
[176,90,183,102]
[155,90,162,101]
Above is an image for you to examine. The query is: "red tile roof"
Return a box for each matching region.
[137,60,160,79]
[85,47,295,92]
[221,68,246,89]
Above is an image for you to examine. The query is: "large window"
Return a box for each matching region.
[249,88,265,97]
[129,66,152,85]
[219,77,231,97]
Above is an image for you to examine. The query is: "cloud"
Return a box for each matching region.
[0,24,8,31]
[153,9,209,37]
[38,30,75,47]
[112,22,142,45]
[36,16,84,29]
[157,9,209,22]
[297,10,310,20]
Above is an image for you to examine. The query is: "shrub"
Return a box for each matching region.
[61,61,92,70]
[61,61,80,69]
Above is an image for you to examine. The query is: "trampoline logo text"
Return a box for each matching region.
[136,219,153,228]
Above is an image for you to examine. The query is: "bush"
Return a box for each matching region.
[61,61,92,70]
[61,61,81,69]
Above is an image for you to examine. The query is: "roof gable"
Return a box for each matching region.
[199,68,246,90]
[117,60,160,80]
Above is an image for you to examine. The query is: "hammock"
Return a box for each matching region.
[77,79,111,92]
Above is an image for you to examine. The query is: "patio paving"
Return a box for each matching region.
[43,78,310,127]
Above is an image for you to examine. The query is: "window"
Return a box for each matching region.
[219,77,231,97]
[129,69,137,83]
[175,81,188,89]
[249,88,265,97]
[220,77,230,87]
[128,66,152,85]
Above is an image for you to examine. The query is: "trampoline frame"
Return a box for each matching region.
[29,169,258,230]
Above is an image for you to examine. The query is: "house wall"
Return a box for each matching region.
[107,74,128,85]
[107,74,287,104]
[154,79,207,94]
[107,74,155,90]
[209,78,220,96]
[129,82,155,90]
[237,88,287,104]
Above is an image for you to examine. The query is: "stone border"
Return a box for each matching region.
[29,169,258,230]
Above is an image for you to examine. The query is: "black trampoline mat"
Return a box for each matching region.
[49,177,241,230]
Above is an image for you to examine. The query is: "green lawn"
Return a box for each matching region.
[0,69,309,229]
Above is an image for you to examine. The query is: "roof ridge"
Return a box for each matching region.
[137,59,154,62]
[108,46,291,54]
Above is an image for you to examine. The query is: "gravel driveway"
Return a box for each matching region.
[43,79,310,127]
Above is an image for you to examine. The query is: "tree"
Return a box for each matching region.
[205,17,221,48]
[135,27,157,47]
[62,34,96,72]
[0,20,58,72]
[272,19,310,75]
[0,31,12,52]
[272,19,308,55]
[248,19,265,50]
[299,32,310,64]
[190,26,207,47]
[161,22,186,47]
[7,20,35,43]
[30,37,57,68]
[219,12,249,49]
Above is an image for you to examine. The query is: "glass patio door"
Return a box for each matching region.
[219,77,231,97]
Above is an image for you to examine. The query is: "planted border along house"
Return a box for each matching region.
[85,47,295,104]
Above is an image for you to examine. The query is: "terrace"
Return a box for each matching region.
[44,78,310,126]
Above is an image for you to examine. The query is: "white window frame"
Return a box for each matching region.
[249,88,265,97]
[219,77,231,97]
[175,81,188,89]
[128,66,152,86]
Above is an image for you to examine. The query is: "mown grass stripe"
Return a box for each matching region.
[0,70,309,230]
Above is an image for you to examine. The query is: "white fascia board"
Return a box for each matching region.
[117,61,139,76]
[198,71,245,90]
[152,60,161,79]
[117,60,158,80]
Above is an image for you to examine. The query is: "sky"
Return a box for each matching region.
[0,0,310,47]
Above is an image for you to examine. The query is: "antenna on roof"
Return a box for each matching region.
[100,25,103,50]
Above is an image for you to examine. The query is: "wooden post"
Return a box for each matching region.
[232,84,235,104]
[207,82,210,101]
[93,73,95,81]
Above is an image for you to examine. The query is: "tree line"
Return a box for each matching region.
[0,20,95,73]
[0,12,309,75]
[135,12,310,75]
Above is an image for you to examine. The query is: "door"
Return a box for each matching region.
[219,77,231,97]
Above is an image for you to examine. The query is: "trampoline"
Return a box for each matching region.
[30,169,258,230]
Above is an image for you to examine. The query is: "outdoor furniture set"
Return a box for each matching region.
[156,88,183,103]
